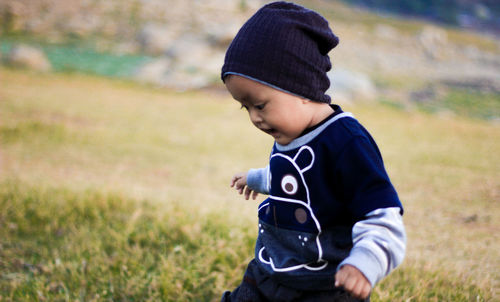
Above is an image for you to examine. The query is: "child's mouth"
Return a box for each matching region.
[262,128,277,136]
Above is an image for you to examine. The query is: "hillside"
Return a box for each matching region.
[0,2,499,299]
[0,69,500,301]
[1,67,499,301]
[1,0,499,120]
[341,0,500,34]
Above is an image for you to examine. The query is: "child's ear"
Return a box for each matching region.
[223,74,232,82]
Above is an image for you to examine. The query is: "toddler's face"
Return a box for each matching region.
[225,75,314,145]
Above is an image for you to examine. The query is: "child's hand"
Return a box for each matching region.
[230,172,259,200]
[335,264,371,299]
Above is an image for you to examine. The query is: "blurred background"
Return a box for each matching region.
[0,0,499,301]
[1,0,499,118]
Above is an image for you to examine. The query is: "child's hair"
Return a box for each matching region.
[221,1,339,103]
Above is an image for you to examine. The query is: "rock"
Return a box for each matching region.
[0,1,26,33]
[204,22,241,48]
[374,24,398,40]
[201,52,225,77]
[134,57,171,84]
[137,23,177,55]
[409,86,436,103]
[441,78,500,94]
[161,72,212,91]
[464,45,481,60]
[134,45,223,90]
[62,14,101,38]
[161,34,224,88]
[166,34,217,71]
[114,41,140,55]
[327,69,377,103]
[417,26,449,60]
[474,4,491,20]
[7,44,51,71]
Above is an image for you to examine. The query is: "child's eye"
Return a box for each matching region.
[255,103,266,110]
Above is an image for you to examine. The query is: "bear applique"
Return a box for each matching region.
[257,146,328,272]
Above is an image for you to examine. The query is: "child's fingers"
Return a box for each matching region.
[252,191,259,200]
[233,179,244,191]
[342,275,357,293]
[334,269,345,287]
[230,172,252,199]
[244,187,252,200]
[230,175,241,187]
[234,181,243,191]
[334,267,351,289]
[335,265,371,299]
[350,282,363,298]
[347,280,370,300]
[357,282,371,300]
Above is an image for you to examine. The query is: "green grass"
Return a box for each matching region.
[0,68,498,301]
[0,121,68,144]
[373,263,488,301]
[0,36,152,77]
[0,182,490,301]
[378,87,500,121]
[0,181,254,301]
[417,88,500,120]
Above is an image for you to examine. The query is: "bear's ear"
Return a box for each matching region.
[293,146,315,173]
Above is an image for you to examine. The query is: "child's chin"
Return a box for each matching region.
[274,136,293,145]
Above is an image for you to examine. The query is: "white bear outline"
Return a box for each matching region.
[258,145,328,272]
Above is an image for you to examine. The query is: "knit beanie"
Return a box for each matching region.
[221,1,339,103]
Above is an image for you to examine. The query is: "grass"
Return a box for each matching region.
[1,67,499,301]
[378,86,500,121]
[0,36,152,78]
[0,182,489,301]
[417,88,500,120]
[0,182,255,301]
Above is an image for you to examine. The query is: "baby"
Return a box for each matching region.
[220,2,406,301]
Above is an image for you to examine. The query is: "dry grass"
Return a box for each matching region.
[1,68,499,300]
[353,106,500,298]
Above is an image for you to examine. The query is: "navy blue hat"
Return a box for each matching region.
[221,1,339,103]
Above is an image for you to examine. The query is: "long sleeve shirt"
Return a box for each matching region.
[246,108,406,289]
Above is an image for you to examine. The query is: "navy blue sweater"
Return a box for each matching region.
[247,108,404,290]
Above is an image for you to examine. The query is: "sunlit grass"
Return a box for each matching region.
[417,88,500,120]
[0,181,255,301]
[0,68,498,300]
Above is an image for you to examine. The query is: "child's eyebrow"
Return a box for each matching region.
[239,93,251,102]
[238,94,254,105]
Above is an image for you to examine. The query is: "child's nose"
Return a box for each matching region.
[249,109,263,124]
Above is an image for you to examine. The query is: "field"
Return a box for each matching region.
[0,67,499,301]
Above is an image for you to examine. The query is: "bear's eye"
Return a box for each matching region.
[281,175,298,195]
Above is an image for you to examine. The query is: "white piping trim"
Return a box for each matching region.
[258,202,269,212]
[276,112,355,151]
[293,146,315,173]
[258,147,326,267]
[258,247,329,272]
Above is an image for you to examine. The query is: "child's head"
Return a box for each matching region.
[221,1,338,103]
[226,74,334,145]
[222,1,339,145]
